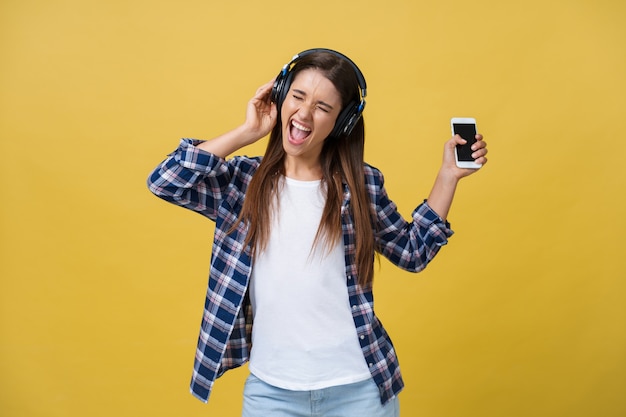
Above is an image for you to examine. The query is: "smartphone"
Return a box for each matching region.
[451,117,482,169]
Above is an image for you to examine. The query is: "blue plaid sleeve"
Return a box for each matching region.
[147,138,259,221]
[366,165,454,272]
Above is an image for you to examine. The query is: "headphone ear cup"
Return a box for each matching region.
[330,100,364,138]
[271,71,285,107]
[272,70,293,110]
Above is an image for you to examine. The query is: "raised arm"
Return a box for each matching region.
[196,80,278,158]
[426,134,488,221]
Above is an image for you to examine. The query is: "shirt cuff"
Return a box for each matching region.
[413,200,454,242]
[171,138,225,172]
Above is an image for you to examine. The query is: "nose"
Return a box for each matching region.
[295,102,313,121]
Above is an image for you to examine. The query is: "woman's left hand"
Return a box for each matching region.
[427,134,489,220]
[441,134,488,180]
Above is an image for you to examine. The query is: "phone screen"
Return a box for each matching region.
[453,123,477,161]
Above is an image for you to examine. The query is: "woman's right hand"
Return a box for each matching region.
[196,80,278,157]
[242,79,278,143]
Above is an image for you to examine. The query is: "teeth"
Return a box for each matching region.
[292,121,311,132]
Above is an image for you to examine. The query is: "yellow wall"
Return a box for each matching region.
[1,0,624,416]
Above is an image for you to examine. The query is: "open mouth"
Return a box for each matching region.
[288,120,312,144]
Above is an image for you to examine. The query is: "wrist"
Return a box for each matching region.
[239,123,271,146]
[233,124,257,145]
[436,168,461,186]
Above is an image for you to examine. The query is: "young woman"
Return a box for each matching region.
[147,48,488,417]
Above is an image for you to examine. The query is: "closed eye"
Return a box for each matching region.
[292,88,335,112]
[316,105,330,113]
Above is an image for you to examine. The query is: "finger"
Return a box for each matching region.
[255,80,274,97]
[472,142,487,152]
[472,147,488,159]
[452,134,467,144]
[474,156,488,166]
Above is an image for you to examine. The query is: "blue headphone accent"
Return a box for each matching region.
[271,48,367,138]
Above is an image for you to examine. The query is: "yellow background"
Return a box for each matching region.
[1,0,625,416]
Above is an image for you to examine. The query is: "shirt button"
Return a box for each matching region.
[360,335,365,340]
[352,305,357,310]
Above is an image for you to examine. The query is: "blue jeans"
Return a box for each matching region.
[242,373,400,417]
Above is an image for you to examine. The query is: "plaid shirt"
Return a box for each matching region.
[147,138,453,405]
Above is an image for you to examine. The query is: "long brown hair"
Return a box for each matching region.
[239,51,376,288]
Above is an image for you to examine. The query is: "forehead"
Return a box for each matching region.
[291,69,341,103]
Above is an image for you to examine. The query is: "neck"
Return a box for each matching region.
[284,156,323,181]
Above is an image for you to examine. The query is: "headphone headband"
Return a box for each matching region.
[287,48,367,98]
[271,48,367,138]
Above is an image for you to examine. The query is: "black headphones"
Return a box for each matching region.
[271,48,367,138]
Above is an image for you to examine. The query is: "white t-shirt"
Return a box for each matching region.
[249,177,371,390]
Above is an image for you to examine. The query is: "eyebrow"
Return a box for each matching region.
[293,89,335,111]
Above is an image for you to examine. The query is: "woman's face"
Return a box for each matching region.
[281,68,342,167]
